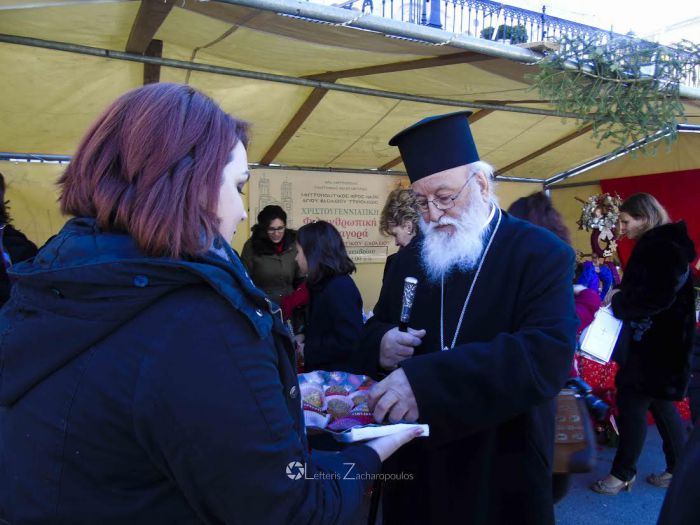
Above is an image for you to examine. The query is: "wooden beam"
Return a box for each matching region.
[307,52,493,82]
[261,53,495,165]
[497,124,595,175]
[378,110,496,171]
[260,88,330,165]
[379,156,403,171]
[125,0,175,55]
[468,109,495,124]
[143,39,163,84]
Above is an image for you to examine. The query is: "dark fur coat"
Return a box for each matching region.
[612,221,697,400]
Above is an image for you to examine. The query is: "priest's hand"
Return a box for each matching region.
[379,327,425,371]
[368,368,419,424]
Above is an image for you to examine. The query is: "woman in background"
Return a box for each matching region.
[0,83,419,524]
[508,192,602,335]
[0,172,38,306]
[592,193,696,495]
[295,220,364,373]
[241,204,302,305]
[379,188,419,249]
[378,188,419,280]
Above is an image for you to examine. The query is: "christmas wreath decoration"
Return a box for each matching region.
[577,193,623,257]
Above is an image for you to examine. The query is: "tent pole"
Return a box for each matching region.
[0,33,582,119]
[543,125,700,187]
[0,152,545,183]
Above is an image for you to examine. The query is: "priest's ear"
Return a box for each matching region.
[470,170,491,202]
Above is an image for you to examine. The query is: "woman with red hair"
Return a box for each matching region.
[0,83,419,524]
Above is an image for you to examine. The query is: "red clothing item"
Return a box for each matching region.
[570,288,602,377]
[575,288,602,336]
[280,281,309,321]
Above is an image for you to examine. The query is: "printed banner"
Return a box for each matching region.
[250,169,408,262]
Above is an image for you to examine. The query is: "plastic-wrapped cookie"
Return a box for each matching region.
[326,396,353,419]
[325,385,349,396]
[349,389,369,408]
[303,404,331,429]
[300,383,325,409]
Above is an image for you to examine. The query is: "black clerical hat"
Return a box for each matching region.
[388,111,479,183]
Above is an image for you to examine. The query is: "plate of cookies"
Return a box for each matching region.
[298,371,375,433]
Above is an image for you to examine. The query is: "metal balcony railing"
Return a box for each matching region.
[336,0,621,42]
[332,0,699,88]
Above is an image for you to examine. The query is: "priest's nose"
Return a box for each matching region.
[427,202,444,223]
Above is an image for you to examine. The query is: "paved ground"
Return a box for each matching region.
[360,423,685,525]
[555,425,680,525]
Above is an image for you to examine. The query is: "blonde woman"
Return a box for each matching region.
[592,193,696,495]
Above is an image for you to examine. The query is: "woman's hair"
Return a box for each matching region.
[379,188,419,237]
[0,172,9,224]
[256,205,287,230]
[59,83,249,259]
[507,191,571,245]
[296,221,355,287]
[619,193,670,232]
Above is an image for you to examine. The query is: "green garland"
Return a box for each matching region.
[530,35,700,151]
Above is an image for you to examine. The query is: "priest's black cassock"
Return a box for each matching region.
[359,210,578,524]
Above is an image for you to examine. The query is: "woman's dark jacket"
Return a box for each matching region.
[612,221,697,400]
[0,223,38,305]
[303,274,364,374]
[240,226,302,305]
[0,217,379,525]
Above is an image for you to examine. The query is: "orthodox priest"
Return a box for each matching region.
[360,112,579,524]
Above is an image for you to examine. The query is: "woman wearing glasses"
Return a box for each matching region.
[241,204,303,306]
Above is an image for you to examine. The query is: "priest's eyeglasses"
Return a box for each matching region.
[414,174,475,212]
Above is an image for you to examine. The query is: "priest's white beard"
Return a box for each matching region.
[420,194,493,283]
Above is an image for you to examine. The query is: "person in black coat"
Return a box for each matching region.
[0,172,38,305]
[358,112,578,524]
[688,276,700,425]
[592,193,697,495]
[0,83,420,525]
[295,220,364,374]
[657,421,700,525]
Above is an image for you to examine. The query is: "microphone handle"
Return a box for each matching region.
[399,276,418,333]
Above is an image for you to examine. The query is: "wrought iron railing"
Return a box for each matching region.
[337,0,619,43]
[333,0,699,88]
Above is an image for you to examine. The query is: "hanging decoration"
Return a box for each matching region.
[576,193,623,257]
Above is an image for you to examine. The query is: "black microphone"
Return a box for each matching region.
[399,276,418,332]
